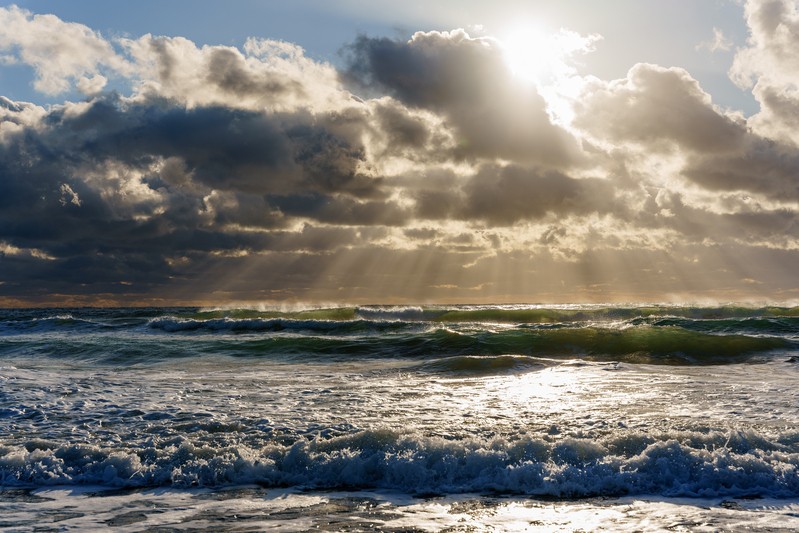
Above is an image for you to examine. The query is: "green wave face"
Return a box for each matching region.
[176,305,799,324]
[513,326,787,363]
[0,305,794,366]
[140,324,789,365]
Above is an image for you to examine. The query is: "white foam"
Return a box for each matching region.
[2,429,798,498]
[356,306,426,321]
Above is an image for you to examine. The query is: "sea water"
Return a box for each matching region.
[1,304,798,531]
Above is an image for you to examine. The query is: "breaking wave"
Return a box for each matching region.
[0,305,794,365]
[2,429,797,498]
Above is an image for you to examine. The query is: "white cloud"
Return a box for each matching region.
[573,63,746,153]
[730,0,799,144]
[697,27,734,52]
[76,74,108,96]
[0,6,130,95]
[121,34,349,112]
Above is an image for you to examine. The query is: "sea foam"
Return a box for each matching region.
[2,429,798,498]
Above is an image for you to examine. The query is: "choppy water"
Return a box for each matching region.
[1,304,799,531]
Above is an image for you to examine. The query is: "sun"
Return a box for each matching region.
[501,29,557,84]
[500,27,598,86]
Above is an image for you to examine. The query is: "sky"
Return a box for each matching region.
[0,0,797,306]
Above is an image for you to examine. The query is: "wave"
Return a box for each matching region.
[3,304,799,329]
[190,307,358,321]
[413,355,552,375]
[251,325,788,364]
[0,314,108,334]
[2,429,797,498]
[504,325,789,364]
[141,323,790,364]
[0,308,158,335]
[147,316,421,335]
[0,324,788,365]
[355,306,427,321]
[189,304,799,325]
[0,306,794,365]
[432,305,799,324]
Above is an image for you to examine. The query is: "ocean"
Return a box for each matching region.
[1,304,799,531]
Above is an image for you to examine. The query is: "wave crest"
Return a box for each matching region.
[2,429,797,498]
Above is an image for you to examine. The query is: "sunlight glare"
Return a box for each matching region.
[501,27,600,86]
[501,29,556,84]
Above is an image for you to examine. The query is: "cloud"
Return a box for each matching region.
[413,164,620,225]
[0,6,129,95]
[123,35,348,112]
[344,29,583,167]
[0,6,798,304]
[731,0,799,145]
[682,137,799,200]
[572,58,799,207]
[697,27,734,52]
[573,63,746,153]
[0,50,415,302]
[267,193,410,226]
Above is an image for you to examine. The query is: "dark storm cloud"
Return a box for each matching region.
[344,30,582,167]
[364,99,458,165]
[35,96,377,198]
[0,92,394,298]
[369,99,435,154]
[0,251,171,299]
[373,100,430,149]
[682,137,799,200]
[267,193,410,226]
[634,188,799,248]
[22,96,376,200]
[0,18,404,303]
[461,165,618,224]
[414,164,619,225]
[344,31,497,109]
